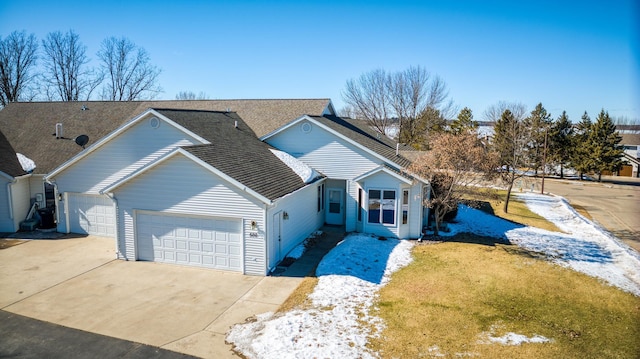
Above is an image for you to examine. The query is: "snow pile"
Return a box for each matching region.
[227,234,414,359]
[270,149,320,184]
[17,153,36,172]
[447,193,640,296]
[285,242,306,259]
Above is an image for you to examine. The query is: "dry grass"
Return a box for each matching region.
[464,188,562,233]
[570,204,593,221]
[277,277,318,313]
[371,238,640,358]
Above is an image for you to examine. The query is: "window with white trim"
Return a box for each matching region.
[368,189,396,225]
[402,190,409,224]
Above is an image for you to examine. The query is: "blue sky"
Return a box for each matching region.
[1,0,638,122]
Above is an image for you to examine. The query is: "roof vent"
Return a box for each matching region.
[234,120,238,128]
[81,104,87,111]
[226,108,231,113]
[55,123,63,139]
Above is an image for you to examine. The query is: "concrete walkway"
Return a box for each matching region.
[0,227,344,358]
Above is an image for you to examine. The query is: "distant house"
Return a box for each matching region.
[619,133,640,177]
[0,100,429,275]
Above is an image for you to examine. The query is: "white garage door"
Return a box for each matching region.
[136,212,243,272]
[67,193,116,237]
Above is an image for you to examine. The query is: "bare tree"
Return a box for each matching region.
[175,90,208,100]
[0,31,38,106]
[409,132,498,235]
[341,66,453,143]
[486,102,530,213]
[41,30,102,101]
[97,37,161,101]
[342,68,392,134]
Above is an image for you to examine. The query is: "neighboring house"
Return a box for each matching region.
[0,130,29,232]
[1,99,429,275]
[619,133,640,177]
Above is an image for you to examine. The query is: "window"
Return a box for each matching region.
[368,189,396,225]
[402,190,409,224]
[317,184,325,212]
[357,188,363,222]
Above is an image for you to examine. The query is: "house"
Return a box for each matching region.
[619,133,640,177]
[0,99,429,275]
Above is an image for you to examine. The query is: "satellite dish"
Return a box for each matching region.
[75,135,89,148]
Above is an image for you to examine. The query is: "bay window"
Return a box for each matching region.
[368,189,396,225]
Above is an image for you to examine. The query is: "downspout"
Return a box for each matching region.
[6,181,14,220]
[103,192,121,259]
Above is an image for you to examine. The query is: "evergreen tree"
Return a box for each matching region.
[590,109,623,181]
[548,111,573,178]
[523,103,552,174]
[492,109,529,212]
[570,111,593,180]
[449,107,478,135]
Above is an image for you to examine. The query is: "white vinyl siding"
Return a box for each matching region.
[266,120,381,180]
[66,193,116,237]
[53,115,203,194]
[111,153,267,275]
[136,211,242,271]
[267,182,324,269]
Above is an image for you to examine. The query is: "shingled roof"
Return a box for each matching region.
[0,99,332,173]
[308,115,415,168]
[0,129,26,177]
[152,109,307,201]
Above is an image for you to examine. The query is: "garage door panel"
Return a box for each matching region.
[68,194,116,238]
[136,212,242,272]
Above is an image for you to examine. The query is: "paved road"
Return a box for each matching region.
[0,311,196,359]
[533,176,640,252]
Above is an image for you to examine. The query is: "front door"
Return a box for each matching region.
[326,188,344,225]
[272,212,282,265]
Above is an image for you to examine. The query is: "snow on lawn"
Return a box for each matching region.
[447,192,640,296]
[227,234,414,359]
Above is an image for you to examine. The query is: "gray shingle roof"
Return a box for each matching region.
[0,129,26,177]
[0,99,331,173]
[153,109,308,201]
[309,115,414,168]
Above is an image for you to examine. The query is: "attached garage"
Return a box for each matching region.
[135,211,243,271]
[66,193,116,237]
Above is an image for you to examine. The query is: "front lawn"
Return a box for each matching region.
[371,238,640,358]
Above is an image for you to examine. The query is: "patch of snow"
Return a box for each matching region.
[479,332,552,346]
[444,193,640,296]
[227,234,414,359]
[270,149,320,184]
[285,242,305,259]
[16,153,36,172]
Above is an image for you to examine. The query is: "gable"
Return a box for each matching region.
[110,152,267,213]
[50,111,206,194]
[265,118,385,179]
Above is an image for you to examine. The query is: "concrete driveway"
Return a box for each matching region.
[0,236,303,358]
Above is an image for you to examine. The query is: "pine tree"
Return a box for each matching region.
[449,107,478,135]
[523,103,552,174]
[548,111,573,178]
[492,109,529,212]
[570,111,593,180]
[590,109,623,181]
